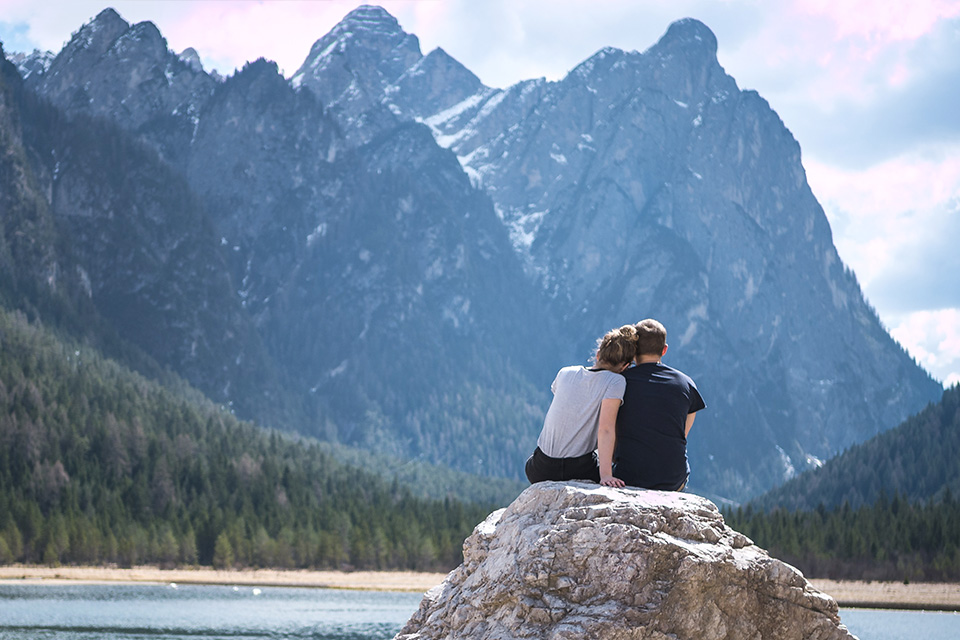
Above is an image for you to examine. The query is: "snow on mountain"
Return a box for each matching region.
[11,5,943,502]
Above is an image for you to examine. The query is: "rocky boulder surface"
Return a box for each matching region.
[396,482,856,640]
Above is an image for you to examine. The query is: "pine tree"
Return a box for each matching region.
[213,532,235,569]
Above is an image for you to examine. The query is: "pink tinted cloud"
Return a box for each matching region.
[726,0,960,112]
[163,1,362,75]
[794,0,960,43]
[890,309,960,387]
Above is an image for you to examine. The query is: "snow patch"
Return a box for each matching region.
[476,89,507,119]
[329,360,348,377]
[306,223,327,247]
[425,257,443,280]
[505,209,547,252]
[776,446,796,479]
[423,93,484,129]
[443,296,471,329]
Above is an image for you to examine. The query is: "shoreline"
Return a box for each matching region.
[2,566,959,611]
[809,579,960,612]
[0,565,447,593]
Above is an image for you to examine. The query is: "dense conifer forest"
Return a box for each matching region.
[753,385,960,511]
[725,492,960,581]
[2,294,958,579]
[726,385,960,581]
[0,308,495,571]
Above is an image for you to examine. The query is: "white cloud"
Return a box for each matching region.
[804,147,960,310]
[806,147,960,388]
[889,309,960,387]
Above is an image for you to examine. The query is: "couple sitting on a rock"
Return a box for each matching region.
[525,318,705,491]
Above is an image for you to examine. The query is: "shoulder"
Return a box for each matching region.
[661,363,695,382]
[622,365,643,379]
[554,365,585,384]
[597,369,626,385]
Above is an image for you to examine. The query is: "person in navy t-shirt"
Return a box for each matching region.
[613,318,705,491]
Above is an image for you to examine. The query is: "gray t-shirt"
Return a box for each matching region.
[537,365,627,458]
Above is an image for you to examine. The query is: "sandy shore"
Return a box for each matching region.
[2,566,958,610]
[810,579,960,611]
[0,565,447,593]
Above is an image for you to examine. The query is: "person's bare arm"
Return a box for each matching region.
[598,398,625,488]
[685,412,697,437]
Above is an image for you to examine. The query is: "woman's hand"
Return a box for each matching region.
[600,475,625,488]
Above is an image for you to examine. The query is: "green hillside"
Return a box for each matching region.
[753,385,959,511]
[724,385,960,581]
[0,307,498,570]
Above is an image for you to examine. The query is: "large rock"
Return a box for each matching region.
[396,482,856,640]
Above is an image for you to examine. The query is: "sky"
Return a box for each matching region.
[1,0,958,388]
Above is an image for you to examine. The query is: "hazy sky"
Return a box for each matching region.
[2,0,958,387]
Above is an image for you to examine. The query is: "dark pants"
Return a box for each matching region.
[525,447,600,484]
[614,464,689,491]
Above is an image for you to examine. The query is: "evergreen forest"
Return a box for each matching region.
[2,293,958,580]
[726,384,960,581]
[725,491,960,581]
[0,307,496,571]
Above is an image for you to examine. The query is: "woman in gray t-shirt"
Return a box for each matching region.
[524,325,637,487]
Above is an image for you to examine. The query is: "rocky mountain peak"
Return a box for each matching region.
[636,17,726,106]
[179,47,203,73]
[14,7,943,503]
[9,49,54,80]
[292,4,420,85]
[290,5,422,144]
[67,8,130,58]
[110,20,167,60]
[388,46,486,118]
[654,17,719,59]
[338,4,406,37]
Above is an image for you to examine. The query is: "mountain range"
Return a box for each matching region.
[751,383,959,511]
[2,5,943,503]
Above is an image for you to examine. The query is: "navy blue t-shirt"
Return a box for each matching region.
[613,362,705,490]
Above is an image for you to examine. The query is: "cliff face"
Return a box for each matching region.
[289,9,942,497]
[384,17,941,496]
[9,6,942,501]
[396,481,857,640]
[0,48,284,423]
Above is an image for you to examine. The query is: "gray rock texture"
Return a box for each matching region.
[396,482,857,640]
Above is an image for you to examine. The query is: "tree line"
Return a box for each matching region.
[723,384,960,582]
[753,385,959,511]
[0,307,494,571]
[724,491,960,581]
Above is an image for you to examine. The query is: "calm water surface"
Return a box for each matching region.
[1,582,958,639]
[0,582,421,639]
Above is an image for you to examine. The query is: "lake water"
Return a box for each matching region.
[0,582,958,639]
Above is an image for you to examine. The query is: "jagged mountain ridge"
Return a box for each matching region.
[7,10,553,480]
[7,6,942,501]
[0,44,291,427]
[276,6,942,498]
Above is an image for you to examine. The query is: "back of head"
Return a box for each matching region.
[635,318,666,357]
[597,325,639,367]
